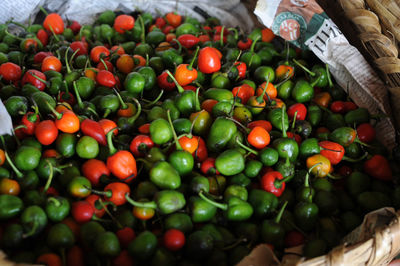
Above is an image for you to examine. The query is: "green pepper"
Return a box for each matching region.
[203,88,234,102]
[76,136,99,159]
[21,205,47,237]
[215,149,245,176]
[75,76,95,99]
[344,108,370,126]
[126,190,186,215]
[162,99,180,121]
[248,189,278,217]
[31,91,56,115]
[229,173,251,188]
[128,231,157,260]
[277,80,294,100]
[23,190,46,207]
[45,197,70,222]
[224,185,248,201]
[150,118,173,145]
[99,94,120,117]
[0,85,16,100]
[314,190,338,215]
[199,191,253,221]
[2,223,23,248]
[328,127,358,147]
[190,196,217,223]
[80,221,106,248]
[299,138,320,158]
[275,157,295,179]
[165,213,193,233]
[0,194,23,220]
[94,231,120,257]
[254,66,275,84]
[97,10,116,25]
[324,113,345,131]
[212,101,233,117]
[47,223,75,249]
[211,72,231,90]
[207,117,237,152]
[261,201,288,248]
[13,145,41,171]
[309,65,329,88]
[291,80,314,103]
[244,160,263,178]
[124,72,145,96]
[357,191,391,212]
[240,36,261,71]
[150,161,181,189]
[5,96,28,117]
[185,230,214,261]
[294,193,319,232]
[56,133,77,158]
[267,108,289,132]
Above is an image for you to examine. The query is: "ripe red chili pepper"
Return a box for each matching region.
[20,111,40,135]
[247,126,270,149]
[70,41,88,56]
[96,60,114,72]
[248,120,272,132]
[33,51,53,64]
[287,103,307,120]
[107,151,137,182]
[330,101,346,114]
[81,159,110,187]
[35,120,58,145]
[116,227,136,248]
[286,132,302,145]
[0,62,22,81]
[81,119,107,146]
[157,71,176,91]
[71,201,95,223]
[356,123,375,143]
[344,101,357,112]
[85,194,105,218]
[237,37,252,50]
[162,25,175,34]
[198,34,210,43]
[183,85,197,92]
[234,61,247,80]
[193,136,208,162]
[155,17,166,29]
[163,229,185,251]
[138,123,150,134]
[43,13,64,34]
[177,34,200,49]
[201,158,219,175]
[36,29,48,47]
[214,26,228,35]
[198,47,221,74]
[165,12,182,28]
[114,15,135,34]
[275,64,294,80]
[319,141,345,165]
[212,34,227,44]
[96,70,116,87]
[261,171,287,197]
[22,69,47,91]
[363,155,392,181]
[58,91,76,106]
[232,84,254,104]
[130,135,155,157]
[103,182,130,206]
[90,46,110,63]
[68,20,81,34]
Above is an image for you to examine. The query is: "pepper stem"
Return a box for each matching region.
[275,201,288,224]
[281,105,287,138]
[250,35,260,53]
[225,117,249,132]
[127,98,142,124]
[306,163,322,187]
[167,110,182,150]
[188,46,199,70]
[4,28,23,41]
[235,136,258,155]
[143,90,164,108]
[22,221,39,238]
[39,6,49,16]
[195,87,201,112]
[4,151,23,178]
[27,104,40,122]
[106,129,118,155]
[29,72,47,85]
[43,160,54,193]
[97,198,123,229]
[86,186,112,198]
[220,26,225,47]
[343,152,368,162]
[291,111,298,130]
[166,70,184,93]
[198,191,227,210]
[292,59,315,77]
[256,74,271,104]
[125,193,157,209]
[65,47,72,73]
[6,20,28,30]
[172,38,183,54]
[72,81,84,109]
[100,58,108,71]
[113,89,128,110]
[326,64,333,88]
[47,197,61,207]
[228,27,239,40]
[138,15,145,44]
[45,101,62,120]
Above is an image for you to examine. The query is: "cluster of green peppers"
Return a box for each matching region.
[0,7,399,266]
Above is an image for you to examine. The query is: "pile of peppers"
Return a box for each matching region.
[0,8,399,266]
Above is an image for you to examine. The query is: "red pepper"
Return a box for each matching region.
[234,61,247,80]
[155,17,166,29]
[344,101,357,112]
[319,141,345,165]
[198,34,210,43]
[237,37,252,50]
[200,158,219,175]
[129,135,154,157]
[22,69,47,91]
[286,132,302,145]
[157,71,176,91]
[20,111,40,135]
[96,60,114,72]
[198,47,221,74]
[85,194,105,218]
[193,136,208,162]
[260,171,288,197]
[71,201,95,223]
[70,41,88,56]
[81,119,107,146]
[33,51,53,64]
[248,120,272,132]
[287,103,307,120]
[183,85,197,92]
[96,70,116,87]
[177,34,200,49]
[330,101,346,114]
[68,20,82,34]
[36,29,48,47]
[356,123,375,143]
[363,155,392,181]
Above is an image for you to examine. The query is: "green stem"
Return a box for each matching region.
[4,151,23,178]
[7,20,28,30]
[143,90,164,108]
[45,101,62,120]
[86,186,112,198]
[228,27,238,40]
[69,48,80,70]
[225,117,249,133]
[13,125,27,131]
[172,38,183,54]
[65,47,72,73]
[100,58,108,71]
[167,110,182,150]
[354,139,373,148]
[113,89,128,110]
[222,237,247,251]
[195,87,201,112]
[43,160,54,193]
[47,197,61,207]
[292,59,315,77]
[106,129,118,155]
[198,191,227,210]
[29,72,47,85]
[250,36,260,53]
[306,163,322,187]
[72,81,84,109]
[127,98,142,124]
[138,15,145,44]
[4,28,23,41]
[275,201,288,224]
[188,46,199,70]
[220,26,225,47]
[166,70,184,93]
[98,198,123,229]
[235,137,258,155]
[125,193,157,209]
[39,6,49,15]
[343,152,368,163]
[326,64,333,88]
[291,111,298,131]
[22,221,39,238]
[281,105,287,138]
[256,73,270,103]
